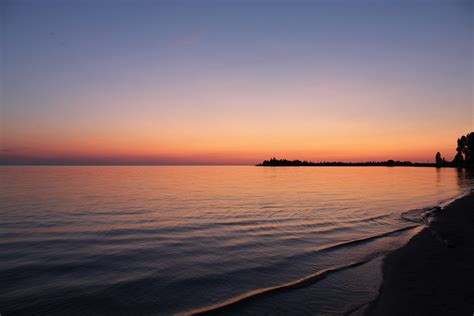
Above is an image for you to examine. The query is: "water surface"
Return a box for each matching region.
[0,166,472,315]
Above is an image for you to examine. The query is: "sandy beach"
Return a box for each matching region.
[366,191,474,315]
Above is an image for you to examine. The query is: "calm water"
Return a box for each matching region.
[1,166,472,315]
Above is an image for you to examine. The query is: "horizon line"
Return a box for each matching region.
[0,161,437,167]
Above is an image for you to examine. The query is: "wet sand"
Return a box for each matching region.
[366,191,474,315]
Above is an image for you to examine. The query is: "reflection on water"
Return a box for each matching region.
[0,166,472,315]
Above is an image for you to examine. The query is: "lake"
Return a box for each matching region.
[1,166,472,315]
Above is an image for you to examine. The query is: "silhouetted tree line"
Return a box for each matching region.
[437,132,474,168]
[258,132,474,168]
[257,157,434,167]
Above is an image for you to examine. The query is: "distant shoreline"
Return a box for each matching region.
[257,158,447,167]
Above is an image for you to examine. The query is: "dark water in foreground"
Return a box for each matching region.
[1,166,472,315]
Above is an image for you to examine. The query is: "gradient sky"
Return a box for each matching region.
[1,0,473,164]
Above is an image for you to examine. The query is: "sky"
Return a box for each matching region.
[1,0,473,165]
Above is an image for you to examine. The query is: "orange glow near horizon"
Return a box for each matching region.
[1,117,468,164]
[1,86,470,164]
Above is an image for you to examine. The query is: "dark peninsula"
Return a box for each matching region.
[257,158,435,167]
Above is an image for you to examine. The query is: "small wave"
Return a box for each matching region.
[182,225,419,315]
[437,188,473,208]
[400,190,472,224]
[183,260,372,315]
[266,224,419,268]
[314,224,419,251]
[400,206,440,224]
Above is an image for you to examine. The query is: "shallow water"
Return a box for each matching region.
[0,166,472,315]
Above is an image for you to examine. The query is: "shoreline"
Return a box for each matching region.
[365,191,474,315]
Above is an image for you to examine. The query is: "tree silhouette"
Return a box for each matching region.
[465,132,474,165]
[435,152,447,167]
[451,132,474,167]
[435,152,442,167]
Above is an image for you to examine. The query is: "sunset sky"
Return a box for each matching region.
[1,0,472,165]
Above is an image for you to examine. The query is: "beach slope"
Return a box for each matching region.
[366,192,474,315]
